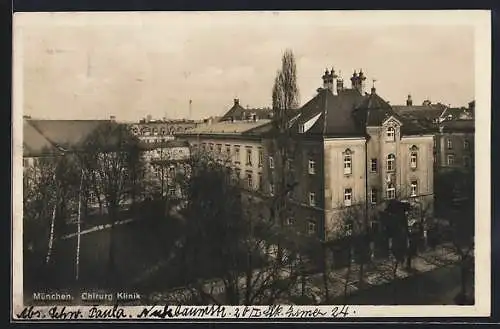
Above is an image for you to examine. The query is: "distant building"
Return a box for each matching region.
[129,119,198,144]
[22,118,191,207]
[219,99,273,122]
[394,97,475,173]
[435,120,474,172]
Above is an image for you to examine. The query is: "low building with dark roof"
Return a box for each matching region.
[219,99,273,122]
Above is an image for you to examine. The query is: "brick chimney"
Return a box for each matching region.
[234,99,240,106]
[406,94,413,106]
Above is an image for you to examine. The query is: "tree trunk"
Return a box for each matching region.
[107,203,118,291]
[45,201,57,265]
[321,247,330,303]
[75,171,84,282]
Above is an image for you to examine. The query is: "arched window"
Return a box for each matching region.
[410,145,418,169]
[386,126,395,142]
[387,154,395,172]
[343,149,353,175]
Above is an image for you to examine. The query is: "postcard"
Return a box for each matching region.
[12,10,491,321]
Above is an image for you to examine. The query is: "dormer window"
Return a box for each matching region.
[299,124,305,133]
[386,127,395,142]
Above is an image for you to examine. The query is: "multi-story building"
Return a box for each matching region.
[129,119,199,144]
[179,118,271,193]
[22,118,191,208]
[180,68,435,243]
[434,119,474,172]
[260,69,434,241]
[394,98,475,173]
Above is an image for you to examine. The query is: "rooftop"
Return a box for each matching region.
[181,120,272,135]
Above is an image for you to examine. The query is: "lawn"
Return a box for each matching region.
[25,216,183,299]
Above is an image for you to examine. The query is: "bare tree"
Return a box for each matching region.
[79,121,145,289]
[434,169,474,304]
[168,151,308,305]
[23,150,81,287]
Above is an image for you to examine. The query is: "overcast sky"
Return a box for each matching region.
[15,11,478,121]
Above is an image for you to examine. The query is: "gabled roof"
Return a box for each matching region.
[219,100,273,122]
[27,119,112,150]
[23,119,61,157]
[354,90,403,127]
[290,88,366,137]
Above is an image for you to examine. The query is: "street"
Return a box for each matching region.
[330,264,473,305]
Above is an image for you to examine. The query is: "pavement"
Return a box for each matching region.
[148,242,468,304]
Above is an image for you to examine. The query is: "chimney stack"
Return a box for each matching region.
[406,94,413,106]
[336,71,344,94]
[350,69,367,95]
[234,98,240,106]
[110,115,116,121]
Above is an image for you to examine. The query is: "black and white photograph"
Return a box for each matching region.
[12,10,491,320]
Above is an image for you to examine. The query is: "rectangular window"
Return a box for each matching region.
[216,144,222,154]
[269,155,274,169]
[258,173,263,190]
[168,187,176,197]
[246,171,253,189]
[344,188,352,207]
[370,188,377,204]
[209,143,214,152]
[447,154,455,166]
[23,159,28,167]
[309,192,316,207]
[225,144,231,156]
[447,138,453,150]
[386,127,395,142]
[299,124,305,133]
[202,143,206,150]
[308,160,316,174]
[234,146,240,164]
[464,139,470,150]
[433,138,437,148]
[410,152,418,169]
[287,217,294,226]
[410,181,418,197]
[464,156,471,168]
[370,158,377,173]
[258,148,263,167]
[269,183,275,196]
[246,148,252,166]
[343,155,352,175]
[387,154,396,172]
[387,184,395,199]
[235,168,241,179]
[307,220,316,235]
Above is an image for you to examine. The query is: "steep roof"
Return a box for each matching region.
[291,88,366,137]
[27,119,112,150]
[392,104,445,121]
[23,119,61,157]
[441,107,473,121]
[354,90,402,127]
[219,100,272,122]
